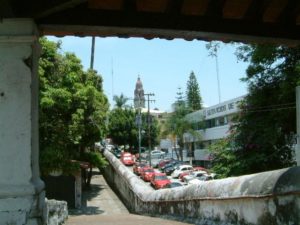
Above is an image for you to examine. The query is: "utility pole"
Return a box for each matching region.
[137,107,142,163]
[144,93,155,166]
[90,37,95,69]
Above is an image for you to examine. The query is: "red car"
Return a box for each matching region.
[150,172,171,189]
[157,158,173,169]
[133,162,148,175]
[140,167,155,182]
[193,166,207,172]
[120,152,135,166]
[179,171,193,182]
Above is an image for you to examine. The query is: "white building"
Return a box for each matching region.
[183,95,245,166]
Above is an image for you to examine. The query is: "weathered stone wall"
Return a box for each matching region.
[44,199,68,225]
[103,150,300,225]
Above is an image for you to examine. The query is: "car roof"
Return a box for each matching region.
[178,165,193,168]
[154,172,166,176]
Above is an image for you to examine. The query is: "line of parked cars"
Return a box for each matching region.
[110,145,215,188]
[157,158,215,185]
[133,161,183,190]
[133,162,171,189]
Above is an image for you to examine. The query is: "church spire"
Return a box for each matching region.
[134,76,145,108]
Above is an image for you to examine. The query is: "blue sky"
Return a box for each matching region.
[47,36,249,111]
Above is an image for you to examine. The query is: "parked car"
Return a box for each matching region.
[162,181,183,189]
[120,152,135,166]
[150,173,171,189]
[160,159,179,172]
[140,167,156,182]
[112,148,122,158]
[163,161,186,175]
[164,164,178,175]
[193,166,208,172]
[171,165,194,178]
[179,171,193,182]
[133,162,148,175]
[183,171,208,183]
[157,158,173,169]
[188,174,214,185]
[150,150,166,158]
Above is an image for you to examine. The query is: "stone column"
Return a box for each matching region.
[0,19,44,225]
[296,86,300,165]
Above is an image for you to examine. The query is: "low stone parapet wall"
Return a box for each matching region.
[44,199,68,225]
[102,150,300,225]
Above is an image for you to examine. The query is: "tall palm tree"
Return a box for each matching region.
[113,93,129,108]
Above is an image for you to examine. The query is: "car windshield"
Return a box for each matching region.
[155,175,168,180]
[144,169,154,172]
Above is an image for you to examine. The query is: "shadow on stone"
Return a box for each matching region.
[69,170,107,215]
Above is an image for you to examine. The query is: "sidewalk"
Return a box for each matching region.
[66,170,191,225]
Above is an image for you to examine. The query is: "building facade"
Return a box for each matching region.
[183,95,245,166]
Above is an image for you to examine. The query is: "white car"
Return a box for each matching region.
[171,165,194,178]
[188,174,214,185]
[150,150,165,158]
[183,171,207,183]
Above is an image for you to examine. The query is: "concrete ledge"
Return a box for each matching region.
[44,199,68,225]
[103,150,300,225]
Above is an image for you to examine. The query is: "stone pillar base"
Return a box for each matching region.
[0,19,45,225]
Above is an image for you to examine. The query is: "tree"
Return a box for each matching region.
[140,113,159,148]
[108,103,160,152]
[113,93,129,108]
[39,37,109,175]
[107,107,137,148]
[210,44,299,177]
[164,88,196,160]
[186,71,202,111]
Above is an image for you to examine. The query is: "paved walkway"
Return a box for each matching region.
[66,170,191,225]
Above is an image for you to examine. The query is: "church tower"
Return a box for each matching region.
[134,76,145,108]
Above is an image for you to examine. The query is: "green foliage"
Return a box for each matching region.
[113,93,129,108]
[140,113,159,148]
[209,139,238,178]
[39,37,109,175]
[82,152,108,169]
[210,44,299,177]
[164,89,196,159]
[186,71,202,111]
[108,107,137,147]
[108,106,159,150]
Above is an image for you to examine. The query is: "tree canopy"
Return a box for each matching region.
[186,71,202,111]
[164,88,195,160]
[108,107,137,148]
[39,37,109,175]
[108,94,159,151]
[210,44,299,177]
[113,93,129,108]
